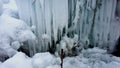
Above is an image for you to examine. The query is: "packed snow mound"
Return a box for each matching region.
[0,14,36,57]
[0,52,33,68]
[63,57,91,68]
[0,52,61,68]
[32,52,60,68]
[1,48,120,68]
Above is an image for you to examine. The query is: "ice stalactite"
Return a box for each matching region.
[16,0,119,55]
[72,0,117,49]
[92,0,117,49]
[16,0,68,55]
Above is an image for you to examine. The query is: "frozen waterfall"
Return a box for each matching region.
[16,0,120,56]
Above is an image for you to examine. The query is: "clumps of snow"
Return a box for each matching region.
[81,47,112,63]
[42,34,50,41]
[30,25,36,32]
[0,52,33,68]
[0,52,61,68]
[56,35,79,56]
[11,41,20,50]
[17,30,36,42]
[32,52,60,68]
[106,62,120,68]
[1,47,120,68]
[63,57,91,68]
[82,47,107,54]
[0,14,36,57]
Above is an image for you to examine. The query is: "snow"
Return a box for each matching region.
[42,34,50,41]
[56,35,79,56]
[0,0,120,68]
[0,13,36,57]
[63,57,91,68]
[3,0,17,10]
[30,25,36,32]
[3,9,19,19]
[11,41,20,50]
[0,48,120,68]
[32,52,58,68]
[0,52,33,68]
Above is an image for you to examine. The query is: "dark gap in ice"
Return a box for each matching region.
[112,36,120,57]
[18,42,30,57]
[115,0,120,18]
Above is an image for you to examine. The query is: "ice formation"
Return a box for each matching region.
[0,0,120,68]
[15,0,120,56]
[0,0,120,58]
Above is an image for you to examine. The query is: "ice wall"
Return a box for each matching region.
[16,0,119,55]
[66,0,119,49]
[16,0,68,55]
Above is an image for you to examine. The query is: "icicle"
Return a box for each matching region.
[16,0,118,55]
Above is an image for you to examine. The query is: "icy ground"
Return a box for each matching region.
[0,47,120,68]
